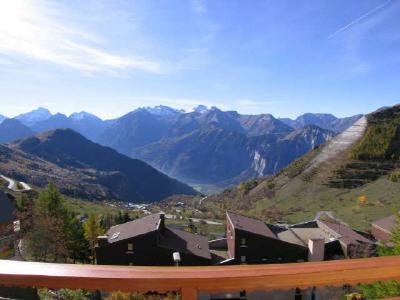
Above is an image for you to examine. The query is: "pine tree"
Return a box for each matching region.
[16,193,34,235]
[115,211,124,224]
[65,214,90,263]
[27,183,69,261]
[35,182,67,219]
[123,211,131,223]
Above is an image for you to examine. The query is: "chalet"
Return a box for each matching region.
[372,214,397,242]
[279,217,375,259]
[216,212,375,265]
[224,212,308,264]
[277,226,345,261]
[316,219,375,258]
[96,213,212,266]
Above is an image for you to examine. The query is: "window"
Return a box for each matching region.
[128,242,133,251]
[129,262,133,266]
[240,256,246,263]
[240,237,246,246]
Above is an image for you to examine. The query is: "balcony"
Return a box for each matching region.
[1,256,400,299]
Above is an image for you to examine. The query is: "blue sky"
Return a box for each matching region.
[0,0,399,119]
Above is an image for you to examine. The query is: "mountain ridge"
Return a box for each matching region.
[279,113,363,133]
[0,119,35,144]
[1,106,363,190]
[4,129,197,202]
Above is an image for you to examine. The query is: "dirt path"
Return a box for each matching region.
[305,116,367,172]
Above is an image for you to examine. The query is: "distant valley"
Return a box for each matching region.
[0,106,362,194]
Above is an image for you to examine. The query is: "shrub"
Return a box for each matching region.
[358,281,400,299]
[238,178,258,194]
[389,169,400,182]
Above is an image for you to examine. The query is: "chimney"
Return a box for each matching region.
[158,213,166,233]
[308,238,325,262]
[97,236,109,247]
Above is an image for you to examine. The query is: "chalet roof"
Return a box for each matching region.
[106,214,162,243]
[278,228,330,246]
[158,228,211,260]
[226,212,276,239]
[317,220,373,245]
[105,214,212,261]
[372,215,397,233]
[0,191,15,224]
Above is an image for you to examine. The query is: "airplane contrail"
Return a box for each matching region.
[328,0,393,39]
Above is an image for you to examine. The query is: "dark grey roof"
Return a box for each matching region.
[158,228,211,260]
[0,191,15,224]
[318,220,373,245]
[227,212,276,239]
[105,213,212,260]
[289,220,319,229]
[372,215,397,233]
[106,214,162,243]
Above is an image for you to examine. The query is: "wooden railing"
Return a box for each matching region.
[1,256,400,299]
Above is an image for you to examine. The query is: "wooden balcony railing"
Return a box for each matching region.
[1,256,400,299]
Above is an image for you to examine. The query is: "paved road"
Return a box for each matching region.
[190,218,223,225]
[0,175,32,192]
[164,213,223,225]
[305,116,368,172]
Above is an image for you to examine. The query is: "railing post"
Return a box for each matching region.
[181,287,197,300]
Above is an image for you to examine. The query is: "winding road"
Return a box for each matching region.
[0,175,32,192]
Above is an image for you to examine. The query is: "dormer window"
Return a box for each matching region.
[110,232,120,240]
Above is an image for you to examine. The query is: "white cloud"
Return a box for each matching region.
[0,0,163,74]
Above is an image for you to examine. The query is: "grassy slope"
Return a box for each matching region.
[204,106,400,230]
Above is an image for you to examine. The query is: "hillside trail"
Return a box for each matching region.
[304,116,368,173]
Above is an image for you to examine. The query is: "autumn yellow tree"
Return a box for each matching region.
[83,214,105,263]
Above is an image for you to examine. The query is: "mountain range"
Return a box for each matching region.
[279,113,363,133]
[203,105,400,228]
[97,106,354,190]
[0,129,197,202]
[0,105,362,192]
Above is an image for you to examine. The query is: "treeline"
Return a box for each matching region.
[16,183,137,263]
[351,107,400,161]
